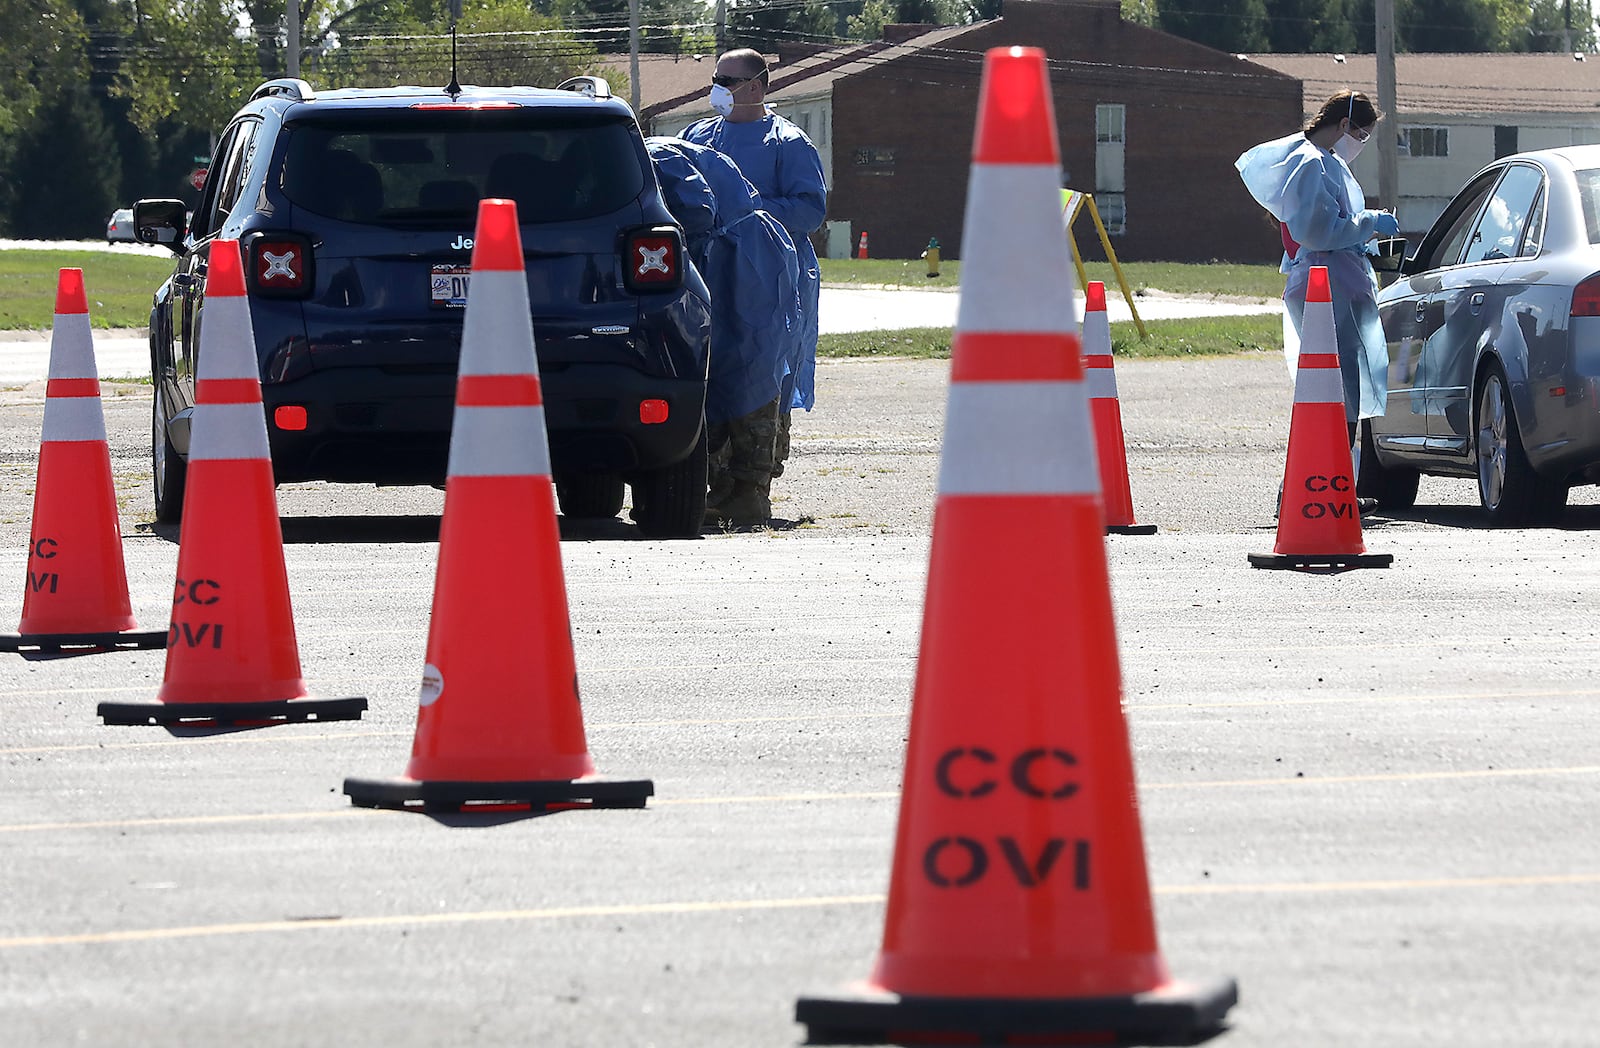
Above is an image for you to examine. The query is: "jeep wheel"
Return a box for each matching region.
[152,384,187,524]
[555,472,625,519]
[630,424,707,539]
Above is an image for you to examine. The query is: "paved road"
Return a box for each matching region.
[0,352,1596,1046]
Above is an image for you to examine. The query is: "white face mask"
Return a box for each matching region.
[1333,131,1366,164]
[709,84,735,118]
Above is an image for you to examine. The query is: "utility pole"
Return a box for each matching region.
[630,0,641,113]
[716,0,726,56]
[1375,0,1398,214]
[287,0,300,78]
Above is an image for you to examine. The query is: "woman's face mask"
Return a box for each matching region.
[709,84,735,117]
[1333,127,1367,164]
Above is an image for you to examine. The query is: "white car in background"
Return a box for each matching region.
[105,208,135,242]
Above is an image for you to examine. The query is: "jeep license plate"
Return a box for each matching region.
[430,265,470,308]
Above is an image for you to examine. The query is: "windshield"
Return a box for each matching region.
[279,112,646,225]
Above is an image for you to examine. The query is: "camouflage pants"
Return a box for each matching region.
[771,411,792,479]
[707,397,780,503]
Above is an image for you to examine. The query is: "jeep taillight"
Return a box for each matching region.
[245,232,313,299]
[623,227,683,293]
[1573,273,1600,317]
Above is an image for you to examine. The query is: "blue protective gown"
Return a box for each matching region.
[646,137,803,428]
[680,112,826,411]
[1236,131,1389,421]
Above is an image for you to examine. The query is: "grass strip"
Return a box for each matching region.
[819,313,1284,361]
[0,251,173,330]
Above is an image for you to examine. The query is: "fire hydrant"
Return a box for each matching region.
[922,236,941,278]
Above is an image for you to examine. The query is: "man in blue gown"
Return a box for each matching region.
[647,137,802,526]
[681,48,827,512]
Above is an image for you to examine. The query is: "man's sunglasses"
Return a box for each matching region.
[712,74,757,88]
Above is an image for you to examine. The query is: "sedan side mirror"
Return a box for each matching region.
[133,199,190,255]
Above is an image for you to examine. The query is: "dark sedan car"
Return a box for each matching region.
[1363,145,1600,524]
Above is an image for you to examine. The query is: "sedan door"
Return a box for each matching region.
[1425,163,1546,454]
[1375,167,1501,465]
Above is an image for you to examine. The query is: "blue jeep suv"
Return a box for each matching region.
[135,76,711,538]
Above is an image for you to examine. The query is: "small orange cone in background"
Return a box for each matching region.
[857,231,869,259]
[343,198,652,814]
[1,269,166,655]
[1083,279,1156,536]
[1249,266,1392,571]
[97,242,366,725]
[795,47,1236,1046]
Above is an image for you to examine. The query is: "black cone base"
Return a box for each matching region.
[796,977,1238,1046]
[97,695,368,726]
[1,628,167,654]
[1248,551,1393,571]
[343,774,654,813]
[1107,523,1159,536]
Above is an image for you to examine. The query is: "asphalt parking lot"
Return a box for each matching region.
[1,349,1598,1046]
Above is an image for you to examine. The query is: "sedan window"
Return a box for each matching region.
[1421,168,1501,270]
[1461,164,1543,264]
[1576,169,1600,243]
[1519,187,1545,257]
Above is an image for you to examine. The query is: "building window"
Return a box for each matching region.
[794,110,810,135]
[1096,193,1126,236]
[1095,104,1126,235]
[1404,126,1449,158]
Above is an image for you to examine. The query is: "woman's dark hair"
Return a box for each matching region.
[1304,89,1382,135]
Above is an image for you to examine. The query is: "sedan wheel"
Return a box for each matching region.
[1475,367,1565,526]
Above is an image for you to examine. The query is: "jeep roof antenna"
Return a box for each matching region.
[445,0,463,98]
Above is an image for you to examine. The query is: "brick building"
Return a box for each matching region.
[649,0,1302,263]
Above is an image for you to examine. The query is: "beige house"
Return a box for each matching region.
[1245,52,1600,234]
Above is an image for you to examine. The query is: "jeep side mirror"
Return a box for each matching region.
[134,199,190,255]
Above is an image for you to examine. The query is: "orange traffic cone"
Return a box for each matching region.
[1249,266,1392,571]
[2,270,166,655]
[857,231,869,259]
[343,198,652,814]
[796,47,1236,1045]
[1083,279,1156,536]
[97,242,366,725]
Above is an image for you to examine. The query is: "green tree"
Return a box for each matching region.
[846,0,892,38]
[0,0,91,233]
[1263,0,1358,52]
[727,0,838,49]
[1121,0,1159,27]
[1526,0,1596,50]
[554,0,714,53]
[1395,0,1499,51]
[114,0,621,136]
[316,0,619,89]
[1158,0,1270,52]
[115,0,262,134]
[8,79,122,237]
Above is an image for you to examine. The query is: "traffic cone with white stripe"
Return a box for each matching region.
[1083,279,1156,535]
[343,198,652,813]
[1,270,166,654]
[97,241,366,725]
[1249,266,1392,571]
[796,47,1236,1046]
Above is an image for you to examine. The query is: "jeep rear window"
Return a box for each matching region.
[279,113,646,224]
